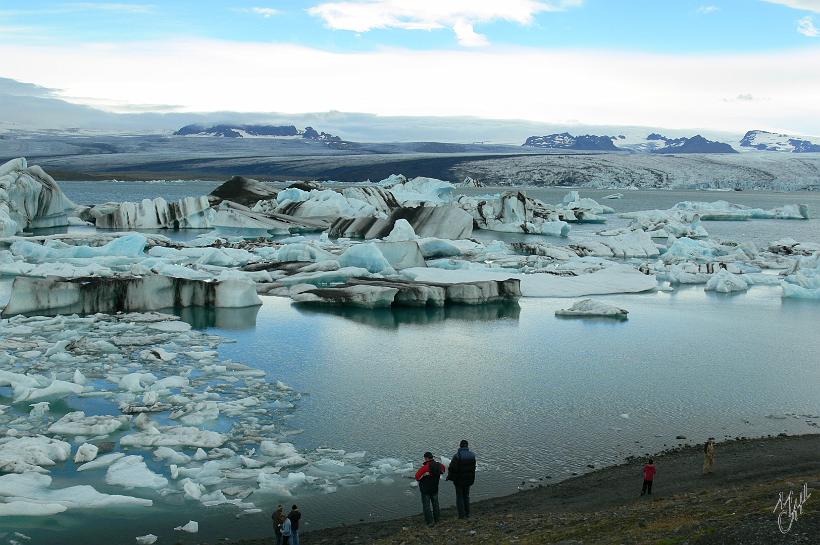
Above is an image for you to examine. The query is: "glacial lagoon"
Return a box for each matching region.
[2,180,819,544]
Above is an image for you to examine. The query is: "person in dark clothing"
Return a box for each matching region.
[415,451,446,526]
[641,459,656,496]
[447,439,476,519]
[288,505,302,545]
[271,504,286,545]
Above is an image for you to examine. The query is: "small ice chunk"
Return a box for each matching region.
[555,299,629,318]
[29,402,50,418]
[153,447,191,465]
[135,535,158,545]
[74,443,99,464]
[105,455,169,489]
[48,411,129,436]
[147,320,191,332]
[77,452,125,472]
[0,435,71,473]
[73,369,87,385]
[0,501,67,516]
[174,520,198,533]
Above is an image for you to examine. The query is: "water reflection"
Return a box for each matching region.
[554,314,629,324]
[293,301,521,329]
[169,304,261,330]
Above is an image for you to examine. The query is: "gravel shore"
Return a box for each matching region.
[224,434,819,545]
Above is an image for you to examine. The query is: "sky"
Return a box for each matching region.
[0,0,819,134]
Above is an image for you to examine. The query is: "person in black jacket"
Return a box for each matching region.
[447,439,476,519]
[415,451,446,526]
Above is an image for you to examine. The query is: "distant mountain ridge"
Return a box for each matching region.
[523,132,738,154]
[649,134,738,154]
[523,132,621,151]
[740,130,820,153]
[174,123,351,147]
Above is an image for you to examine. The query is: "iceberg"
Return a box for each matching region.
[402,262,657,297]
[0,158,77,236]
[268,188,380,219]
[0,436,72,473]
[10,233,148,262]
[0,473,152,510]
[571,231,659,259]
[456,191,574,235]
[338,243,396,274]
[560,191,615,215]
[175,520,199,533]
[208,175,278,207]
[91,196,213,229]
[555,299,629,318]
[48,411,130,436]
[2,273,261,317]
[293,277,520,308]
[671,200,809,221]
[105,455,169,489]
[74,443,99,464]
[781,253,820,299]
[705,269,749,293]
[120,426,226,448]
[329,206,473,240]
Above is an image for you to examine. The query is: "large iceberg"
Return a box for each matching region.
[671,200,809,221]
[0,158,77,236]
[2,273,261,316]
[329,206,473,240]
[91,196,213,230]
[456,191,572,236]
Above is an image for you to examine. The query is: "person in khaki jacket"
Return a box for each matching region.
[703,438,716,474]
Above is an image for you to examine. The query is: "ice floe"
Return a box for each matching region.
[555,299,629,318]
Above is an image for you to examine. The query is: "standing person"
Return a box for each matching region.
[447,439,476,519]
[288,505,302,545]
[281,514,292,545]
[641,459,656,496]
[703,438,716,474]
[271,504,286,545]
[415,451,446,526]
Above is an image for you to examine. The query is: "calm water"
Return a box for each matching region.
[7,181,820,544]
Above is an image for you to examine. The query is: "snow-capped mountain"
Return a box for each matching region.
[650,134,737,154]
[174,123,347,144]
[740,130,820,153]
[522,132,738,154]
[522,132,621,151]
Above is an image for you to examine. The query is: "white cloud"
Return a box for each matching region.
[307,0,583,46]
[697,5,719,14]
[452,20,489,47]
[249,7,280,18]
[797,15,820,34]
[761,0,820,12]
[1,40,819,134]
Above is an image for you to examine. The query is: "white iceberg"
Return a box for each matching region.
[555,299,628,318]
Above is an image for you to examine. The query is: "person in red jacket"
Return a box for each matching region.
[415,451,446,526]
[641,459,656,496]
